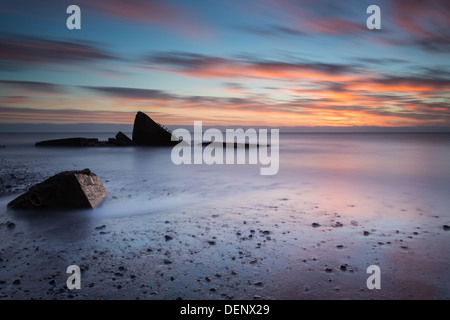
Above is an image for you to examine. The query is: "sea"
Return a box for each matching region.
[1,132,449,221]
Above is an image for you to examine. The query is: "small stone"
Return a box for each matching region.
[254,281,264,287]
[363,231,370,236]
[6,222,16,230]
[95,225,106,230]
[312,223,321,228]
[340,265,347,271]
[205,276,211,282]
[336,245,344,249]
[163,259,172,265]
[164,235,173,241]
[13,279,21,285]
[325,267,333,273]
[443,225,450,231]
[207,240,216,245]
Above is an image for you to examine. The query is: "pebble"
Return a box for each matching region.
[312,223,321,228]
[363,231,370,236]
[164,235,173,241]
[6,221,16,230]
[443,225,450,231]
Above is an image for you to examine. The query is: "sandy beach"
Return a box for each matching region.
[1,180,448,300]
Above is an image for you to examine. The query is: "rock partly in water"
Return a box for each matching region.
[132,111,179,146]
[108,131,136,146]
[35,137,99,147]
[7,168,107,210]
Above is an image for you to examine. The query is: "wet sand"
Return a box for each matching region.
[0,185,449,300]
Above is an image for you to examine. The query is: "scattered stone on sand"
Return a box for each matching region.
[312,223,321,228]
[7,169,107,210]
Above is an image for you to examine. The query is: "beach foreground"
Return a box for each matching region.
[1,184,448,300]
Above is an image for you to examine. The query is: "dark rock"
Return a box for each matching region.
[108,131,136,146]
[132,111,179,146]
[363,231,370,236]
[443,225,450,231]
[13,279,21,285]
[312,223,321,228]
[7,168,107,210]
[165,235,173,241]
[207,240,216,245]
[36,137,97,147]
[6,221,16,229]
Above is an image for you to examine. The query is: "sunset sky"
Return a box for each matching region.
[0,0,449,131]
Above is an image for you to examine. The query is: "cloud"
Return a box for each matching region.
[390,0,450,52]
[146,51,360,82]
[79,0,212,39]
[0,106,135,124]
[83,86,178,101]
[0,33,117,69]
[0,80,66,93]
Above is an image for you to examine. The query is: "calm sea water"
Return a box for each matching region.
[0,132,449,222]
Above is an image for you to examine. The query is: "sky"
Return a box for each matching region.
[0,0,449,131]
